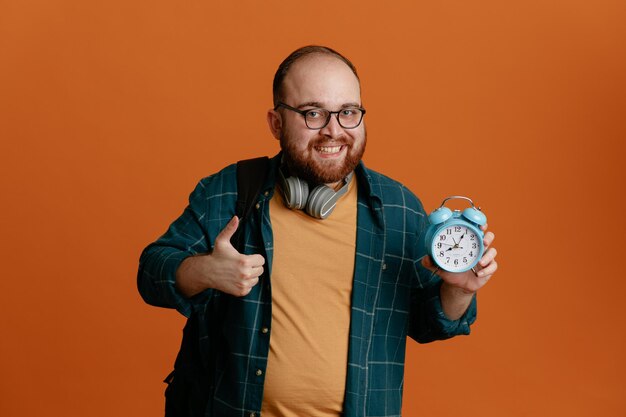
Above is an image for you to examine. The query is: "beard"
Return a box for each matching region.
[280,130,367,185]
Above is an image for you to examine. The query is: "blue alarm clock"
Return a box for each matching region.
[424,196,487,273]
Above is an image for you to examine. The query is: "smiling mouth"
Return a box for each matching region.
[315,145,344,154]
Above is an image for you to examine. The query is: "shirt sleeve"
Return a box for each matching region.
[408,264,477,343]
[137,179,213,318]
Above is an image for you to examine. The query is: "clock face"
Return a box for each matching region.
[431,223,482,272]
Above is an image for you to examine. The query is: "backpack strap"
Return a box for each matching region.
[230,156,270,250]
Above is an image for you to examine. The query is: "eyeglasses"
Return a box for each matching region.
[274,102,366,130]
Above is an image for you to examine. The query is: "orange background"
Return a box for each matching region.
[1,1,625,416]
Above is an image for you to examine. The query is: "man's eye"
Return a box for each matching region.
[341,109,355,116]
[306,110,321,118]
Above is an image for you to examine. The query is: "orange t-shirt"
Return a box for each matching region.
[261,177,358,416]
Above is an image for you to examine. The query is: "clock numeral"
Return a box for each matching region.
[454,259,459,266]
[454,226,462,232]
[445,257,450,264]
[470,234,475,240]
[472,243,477,249]
[463,257,467,263]
[446,228,452,235]
[469,251,474,257]
[438,251,444,257]
[439,235,447,241]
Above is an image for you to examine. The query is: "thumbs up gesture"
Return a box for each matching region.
[175,216,266,297]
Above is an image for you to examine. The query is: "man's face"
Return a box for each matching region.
[276,54,366,186]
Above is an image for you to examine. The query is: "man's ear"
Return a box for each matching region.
[267,109,282,140]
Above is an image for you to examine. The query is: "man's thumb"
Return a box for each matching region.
[216,216,239,246]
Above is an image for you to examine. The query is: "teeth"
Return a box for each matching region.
[317,146,342,153]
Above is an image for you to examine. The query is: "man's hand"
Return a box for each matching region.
[421,224,498,319]
[175,216,265,298]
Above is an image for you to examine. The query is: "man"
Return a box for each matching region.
[138,45,498,417]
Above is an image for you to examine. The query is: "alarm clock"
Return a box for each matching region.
[424,196,487,273]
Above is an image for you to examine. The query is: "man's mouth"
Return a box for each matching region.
[315,145,344,154]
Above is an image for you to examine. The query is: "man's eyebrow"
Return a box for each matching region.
[297,101,362,109]
[296,101,324,109]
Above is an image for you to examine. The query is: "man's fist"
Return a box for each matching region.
[175,216,265,297]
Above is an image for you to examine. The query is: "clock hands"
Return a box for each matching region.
[450,236,464,250]
[439,241,463,252]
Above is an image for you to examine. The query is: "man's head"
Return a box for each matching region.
[267,46,366,187]
[272,46,360,107]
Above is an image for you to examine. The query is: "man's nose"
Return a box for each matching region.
[319,114,343,138]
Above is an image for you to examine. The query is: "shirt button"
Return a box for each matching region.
[255,203,260,209]
[382,263,387,270]
[261,327,269,334]
[249,413,257,417]
[264,191,269,197]
[255,369,263,376]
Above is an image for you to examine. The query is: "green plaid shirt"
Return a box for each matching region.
[138,153,476,417]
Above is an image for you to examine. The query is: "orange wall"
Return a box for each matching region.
[1,1,625,416]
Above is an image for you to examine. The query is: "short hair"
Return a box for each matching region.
[272,45,360,106]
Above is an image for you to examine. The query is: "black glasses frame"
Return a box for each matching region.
[274,101,366,130]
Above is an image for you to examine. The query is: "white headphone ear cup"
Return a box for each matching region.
[306,185,336,219]
[283,176,309,210]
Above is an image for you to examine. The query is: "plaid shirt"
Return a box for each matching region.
[138,153,476,417]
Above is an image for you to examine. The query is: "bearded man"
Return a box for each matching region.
[138,45,498,417]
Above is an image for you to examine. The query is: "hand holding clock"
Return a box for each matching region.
[421,196,498,320]
[421,224,498,320]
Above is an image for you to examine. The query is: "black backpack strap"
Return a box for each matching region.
[231,156,270,250]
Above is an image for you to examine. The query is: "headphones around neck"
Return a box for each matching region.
[278,167,354,220]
